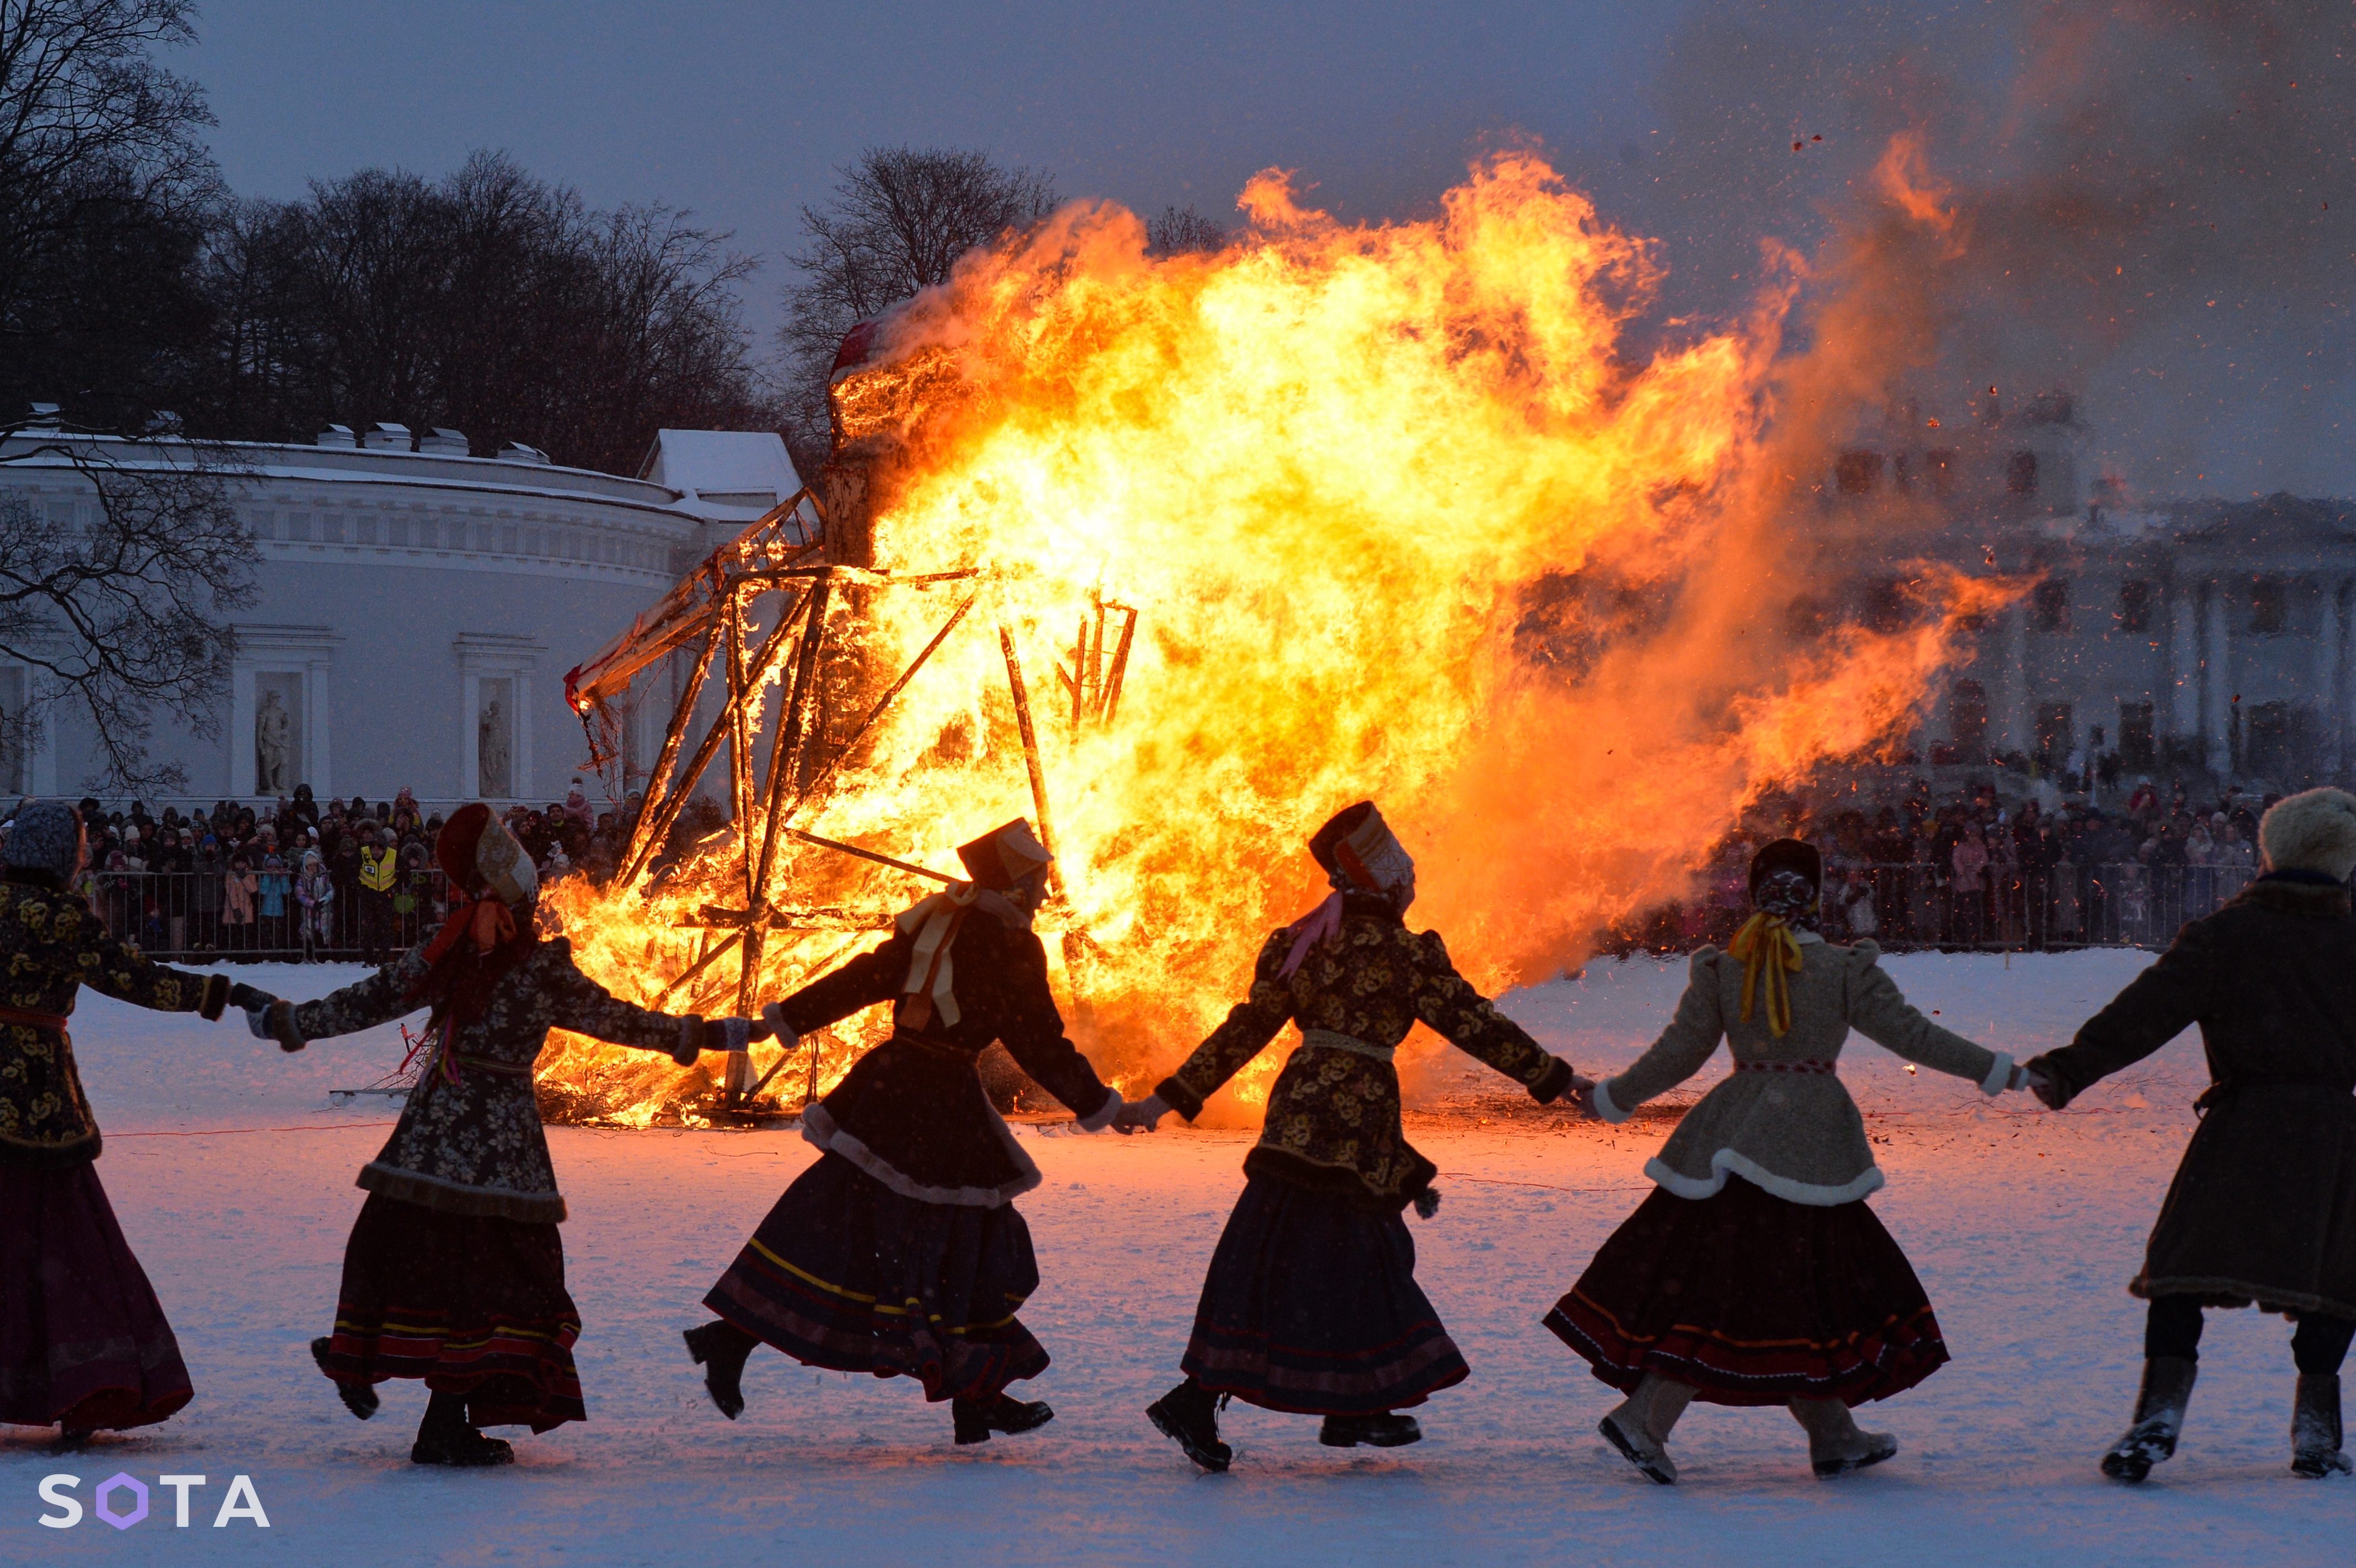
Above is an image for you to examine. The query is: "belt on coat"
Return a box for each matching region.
[1732,1058,1838,1076]
[0,1004,69,1032]
[890,1032,981,1063]
[2194,1077,2353,1115]
[1298,1028,1394,1063]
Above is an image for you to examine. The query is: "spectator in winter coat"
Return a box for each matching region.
[224,853,257,951]
[2027,788,2356,1484]
[258,853,292,951]
[192,841,224,952]
[296,850,335,957]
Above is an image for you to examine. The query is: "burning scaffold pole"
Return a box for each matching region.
[562,490,1129,1116]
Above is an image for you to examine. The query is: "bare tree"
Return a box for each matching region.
[1147,204,1227,257]
[177,152,773,476]
[0,421,256,792]
[0,2,219,419]
[777,147,1056,471]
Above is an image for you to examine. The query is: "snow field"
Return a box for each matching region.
[1,954,2346,1566]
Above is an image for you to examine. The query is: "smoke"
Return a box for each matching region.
[1611,0,2356,497]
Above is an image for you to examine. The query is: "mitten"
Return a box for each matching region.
[246,999,306,1053]
[227,981,277,1014]
[1412,1188,1442,1219]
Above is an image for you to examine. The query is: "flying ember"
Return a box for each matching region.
[537,148,2006,1128]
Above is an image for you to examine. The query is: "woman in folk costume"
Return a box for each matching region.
[1117,801,1588,1471]
[264,803,760,1466]
[2021,788,2356,1482]
[0,801,280,1442]
[1547,837,2034,1484]
[685,818,1127,1447]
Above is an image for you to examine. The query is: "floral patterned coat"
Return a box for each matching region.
[293,931,703,1223]
[1157,894,1575,1211]
[0,871,232,1168]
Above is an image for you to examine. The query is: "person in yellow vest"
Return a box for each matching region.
[358,827,400,964]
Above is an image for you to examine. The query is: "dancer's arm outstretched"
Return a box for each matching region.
[2018,924,2218,1109]
[1585,949,1729,1114]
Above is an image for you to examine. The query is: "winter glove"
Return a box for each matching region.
[1112,1093,1169,1134]
[759,1002,799,1054]
[245,999,307,1053]
[669,1017,771,1066]
[1412,1188,1442,1220]
[227,981,278,1014]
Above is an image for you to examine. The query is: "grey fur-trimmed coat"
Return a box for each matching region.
[2028,873,2356,1318]
[1596,934,2013,1205]
[293,933,704,1223]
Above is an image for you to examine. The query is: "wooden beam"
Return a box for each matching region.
[783,826,956,884]
[619,594,806,887]
[620,615,722,875]
[997,622,1064,897]
[782,590,978,825]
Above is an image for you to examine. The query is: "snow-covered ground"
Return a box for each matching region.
[4,952,2347,1565]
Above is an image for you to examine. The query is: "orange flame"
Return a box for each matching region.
[539,147,2002,1124]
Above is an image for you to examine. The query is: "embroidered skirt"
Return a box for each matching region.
[702,1150,1048,1402]
[1544,1173,1948,1408]
[0,1162,193,1432]
[315,1193,585,1432]
[1182,1173,1468,1416]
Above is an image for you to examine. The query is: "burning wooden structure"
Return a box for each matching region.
[559,476,1125,1118]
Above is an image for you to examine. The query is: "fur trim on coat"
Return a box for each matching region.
[1601,937,2009,1206]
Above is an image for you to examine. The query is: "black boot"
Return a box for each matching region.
[952,1392,1054,1445]
[311,1336,378,1421]
[1147,1379,1232,1472]
[2102,1356,2197,1482]
[2293,1374,2354,1478]
[1319,1412,1423,1449]
[410,1390,514,1468]
[683,1320,757,1421]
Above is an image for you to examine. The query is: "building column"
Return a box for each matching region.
[2317,581,2344,776]
[2168,582,2201,748]
[1993,605,2028,755]
[2203,585,2231,770]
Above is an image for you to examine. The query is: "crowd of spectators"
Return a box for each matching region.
[4,780,643,962]
[1625,776,2279,955]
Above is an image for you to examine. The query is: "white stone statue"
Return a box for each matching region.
[256,691,292,793]
[479,698,511,798]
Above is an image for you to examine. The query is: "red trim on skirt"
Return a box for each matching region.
[1544,1173,1950,1408]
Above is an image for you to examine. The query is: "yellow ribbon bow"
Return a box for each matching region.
[1728,912,1806,1037]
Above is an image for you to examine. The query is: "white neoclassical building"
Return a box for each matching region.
[0,420,800,810]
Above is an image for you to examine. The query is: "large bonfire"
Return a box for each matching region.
[536,147,2007,1128]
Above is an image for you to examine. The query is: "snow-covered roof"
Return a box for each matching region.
[636,430,802,525]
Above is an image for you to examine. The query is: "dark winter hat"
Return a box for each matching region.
[956,819,1052,891]
[1747,837,1822,899]
[4,800,84,883]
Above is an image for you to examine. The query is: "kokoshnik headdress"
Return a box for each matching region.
[896,818,1053,1032]
[1279,801,1418,978]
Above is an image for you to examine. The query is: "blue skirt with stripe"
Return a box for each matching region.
[702,1151,1047,1402]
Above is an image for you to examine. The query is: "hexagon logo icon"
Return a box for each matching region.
[94,1472,148,1530]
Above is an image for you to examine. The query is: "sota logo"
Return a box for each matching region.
[37,1472,270,1530]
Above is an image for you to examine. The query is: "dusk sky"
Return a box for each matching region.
[184,2,2354,495]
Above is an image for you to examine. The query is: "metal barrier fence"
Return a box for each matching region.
[1620,859,2262,955]
[84,868,454,963]
[1810,860,2254,951]
[91,858,2262,964]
